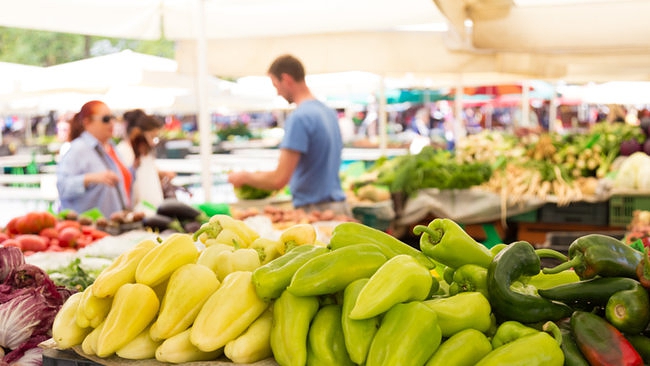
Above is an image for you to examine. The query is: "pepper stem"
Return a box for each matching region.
[412,225,442,244]
[535,248,568,262]
[542,321,563,346]
[541,256,581,274]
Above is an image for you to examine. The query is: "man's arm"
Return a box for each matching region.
[227,148,300,191]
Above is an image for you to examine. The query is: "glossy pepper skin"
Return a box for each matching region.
[425,328,492,366]
[193,214,259,247]
[306,304,355,366]
[328,221,435,269]
[51,292,92,349]
[279,223,317,254]
[490,321,538,349]
[191,271,269,352]
[636,246,650,289]
[270,290,320,366]
[413,218,493,269]
[605,281,650,334]
[487,241,573,323]
[224,308,273,364]
[556,319,590,366]
[341,278,380,365]
[448,264,489,298]
[350,254,432,319]
[571,310,643,366]
[543,234,644,280]
[135,233,199,287]
[524,269,580,290]
[538,277,641,310]
[96,283,160,358]
[423,292,492,337]
[252,244,329,301]
[625,334,650,365]
[366,301,442,366]
[476,321,564,366]
[287,243,387,296]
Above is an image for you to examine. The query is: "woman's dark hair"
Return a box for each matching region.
[267,54,305,82]
[68,100,105,141]
[122,109,164,159]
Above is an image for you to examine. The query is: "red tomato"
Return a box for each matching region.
[0,233,8,244]
[39,227,59,240]
[1,238,21,249]
[58,227,82,248]
[16,234,48,252]
[55,220,81,232]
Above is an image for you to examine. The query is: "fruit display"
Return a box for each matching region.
[46,215,650,365]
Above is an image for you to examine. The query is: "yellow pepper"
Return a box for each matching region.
[213,248,261,282]
[190,271,269,352]
[81,320,105,356]
[51,292,92,349]
[96,283,160,358]
[279,223,317,254]
[135,233,199,287]
[92,238,157,298]
[155,328,223,364]
[193,214,259,247]
[149,263,220,341]
[224,308,273,364]
[115,325,162,360]
[75,284,112,329]
[249,237,284,265]
[196,242,234,273]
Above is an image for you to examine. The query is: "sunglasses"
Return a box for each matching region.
[95,115,114,123]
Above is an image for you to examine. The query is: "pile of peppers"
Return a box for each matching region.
[255,217,650,366]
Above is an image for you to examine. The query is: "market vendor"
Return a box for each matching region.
[227,54,351,216]
[56,100,132,218]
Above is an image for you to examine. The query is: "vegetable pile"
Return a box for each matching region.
[1,211,108,254]
[0,247,74,365]
[49,215,650,365]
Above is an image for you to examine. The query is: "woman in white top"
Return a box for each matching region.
[116,109,175,211]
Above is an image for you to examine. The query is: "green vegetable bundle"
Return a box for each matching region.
[234,185,275,200]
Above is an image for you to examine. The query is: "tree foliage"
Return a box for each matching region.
[0,26,174,66]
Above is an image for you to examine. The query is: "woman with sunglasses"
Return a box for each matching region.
[56,100,133,218]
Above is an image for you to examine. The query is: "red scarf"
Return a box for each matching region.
[105,144,132,207]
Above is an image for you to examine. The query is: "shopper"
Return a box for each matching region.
[116,109,175,211]
[56,100,132,218]
[228,54,350,215]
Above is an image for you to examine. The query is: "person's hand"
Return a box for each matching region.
[227,171,248,188]
[87,170,119,186]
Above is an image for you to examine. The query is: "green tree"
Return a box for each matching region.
[0,26,174,66]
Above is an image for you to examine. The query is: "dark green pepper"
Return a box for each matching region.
[366,301,442,366]
[413,218,493,269]
[306,304,355,366]
[328,221,435,269]
[571,310,643,366]
[491,320,539,349]
[350,254,432,320]
[341,278,379,365]
[476,321,564,366]
[635,246,650,289]
[538,277,641,310]
[605,281,650,334]
[556,319,590,366]
[543,234,644,280]
[425,328,492,366]
[423,292,492,337]
[448,264,489,299]
[251,244,328,301]
[270,290,320,366]
[286,243,387,296]
[487,241,573,323]
[626,334,650,365]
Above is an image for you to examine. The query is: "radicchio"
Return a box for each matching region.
[0,247,24,283]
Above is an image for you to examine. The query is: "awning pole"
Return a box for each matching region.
[194,0,212,202]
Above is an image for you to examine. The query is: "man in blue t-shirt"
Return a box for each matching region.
[227,54,350,216]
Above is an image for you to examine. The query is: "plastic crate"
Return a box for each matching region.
[351,200,395,232]
[609,194,650,227]
[539,201,609,226]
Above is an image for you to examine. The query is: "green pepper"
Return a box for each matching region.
[476,321,564,366]
[538,277,641,310]
[605,281,650,334]
[328,221,435,269]
[635,246,650,289]
[543,234,644,280]
[341,279,379,365]
[487,241,573,323]
[306,304,355,366]
[286,243,387,296]
[571,310,643,366]
[625,334,650,365]
[350,254,432,320]
[251,244,329,301]
[443,265,456,285]
[425,329,492,366]
[269,290,320,366]
[423,292,492,337]
[556,318,590,366]
[413,218,493,269]
[448,264,489,299]
[490,320,539,349]
[524,269,580,290]
[366,301,442,366]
